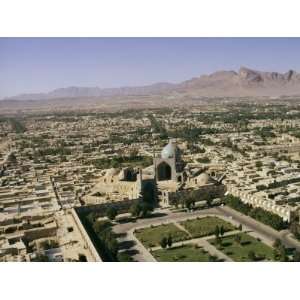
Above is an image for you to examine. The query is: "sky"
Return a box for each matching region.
[1,38,300,98]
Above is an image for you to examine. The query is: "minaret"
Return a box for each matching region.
[136,168,143,199]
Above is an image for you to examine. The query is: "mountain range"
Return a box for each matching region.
[5,67,300,100]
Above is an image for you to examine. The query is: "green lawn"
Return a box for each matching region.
[135,223,189,248]
[152,244,219,262]
[209,232,275,262]
[180,216,235,238]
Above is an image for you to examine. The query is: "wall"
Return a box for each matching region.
[70,208,102,262]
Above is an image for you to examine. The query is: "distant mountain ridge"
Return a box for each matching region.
[5,82,175,101]
[5,67,300,100]
[176,67,300,97]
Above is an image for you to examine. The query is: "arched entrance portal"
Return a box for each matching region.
[157,161,172,181]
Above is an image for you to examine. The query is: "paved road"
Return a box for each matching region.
[215,206,300,251]
[114,207,219,234]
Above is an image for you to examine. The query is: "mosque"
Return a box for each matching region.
[85,140,225,207]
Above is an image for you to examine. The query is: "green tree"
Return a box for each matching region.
[167,235,173,248]
[214,226,221,245]
[248,250,256,261]
[140,201,153,218]
[206,198,213,207]
[130,202,141,217]
[293,251,300,262]
[185,198,195,210]
[208,255,217,262]
[106,236,119,258]
[117,252,133,262]
[220,225,225,237]
[106,206,118,221]
[142,182,155,205]
[160,237,168,249]
[214,225,220,239]
[93,220,112,234]
[278,245,288,262]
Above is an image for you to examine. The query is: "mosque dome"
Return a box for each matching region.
[195,172,214,185]
[161,140,180,159]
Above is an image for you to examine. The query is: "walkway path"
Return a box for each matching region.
[150,230,239,262]
[113,205,300,261]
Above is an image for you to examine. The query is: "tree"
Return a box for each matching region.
[140,201,153,218]
[273,239,287,261]
[185,198,194,210]
[278,245,288,262]
[93,220,111,234]
[106,206,118,220]
[130,201,153,219]
[214,226,221,245]
[208,255,217,262]
[117,252,133,262]
[130,202,141,217]
[167,235,173,248]
[248,250,256,261]
[290,221,300,240]
[220,225,225,237]
[106,236,119,258]
[160,237,168,249]
[206,198,213,207]
[214,225,220,239]
[142,182,155,205]
[238,224,243,231]
[293,251,300,262]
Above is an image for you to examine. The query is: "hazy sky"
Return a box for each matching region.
[1,38,300,98]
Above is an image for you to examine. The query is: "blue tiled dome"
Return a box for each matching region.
[161,140,180,159]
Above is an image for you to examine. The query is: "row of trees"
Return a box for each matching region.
[224,195,287,230]
[148,114,168,139]
[272,238,300,262]
[169,126,221,142]
[9,118,27,133]
[170,191,216,210]
[80,212,119,261]
[129,201,153,218]
[104,199,154,222]
[81,199,154,261]
[93,155,153,169]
